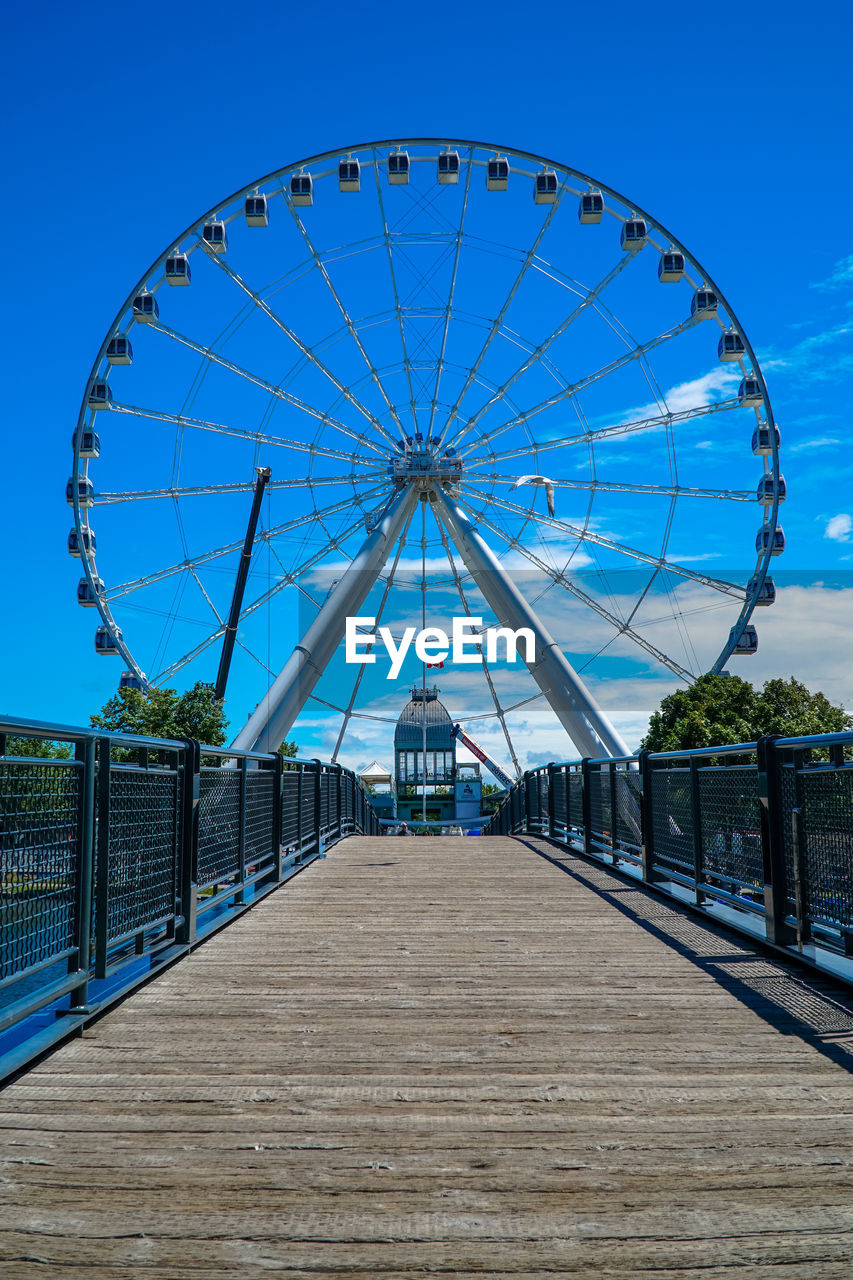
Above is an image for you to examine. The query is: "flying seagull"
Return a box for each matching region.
[512,474,556,518]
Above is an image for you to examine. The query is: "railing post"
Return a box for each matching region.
[236,755,248,903]
[313,760,323,854]
[70,736,96,1008]
[757,734,794,947]
[609,761,618,859]
[336,763,343,840]
[547,764,556,840]
[581,758,592,857]
[272,752,283,881]
[94,738,111,979]
[690,755,704,905]
[639,751,655,884]
[178,738,200,947]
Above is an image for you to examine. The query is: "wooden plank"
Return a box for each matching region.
[2,834,853,1278]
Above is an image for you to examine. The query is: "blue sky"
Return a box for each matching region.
[3,0,853,770]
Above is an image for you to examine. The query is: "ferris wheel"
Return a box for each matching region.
[68,139,783,766]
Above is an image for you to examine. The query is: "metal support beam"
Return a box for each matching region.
[231,484,419,753]
[214,466,271,702]
[431,486,630,759]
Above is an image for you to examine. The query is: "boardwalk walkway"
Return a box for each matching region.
[3,835,853,1278]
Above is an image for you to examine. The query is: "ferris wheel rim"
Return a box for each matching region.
[71,136,782,705]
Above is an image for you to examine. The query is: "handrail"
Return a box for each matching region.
[484,731,853,990]
[0,716,380,1087]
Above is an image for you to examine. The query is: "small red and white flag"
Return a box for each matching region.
[426,660,444,669]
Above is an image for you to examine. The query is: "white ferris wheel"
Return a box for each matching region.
[68,139,784,768]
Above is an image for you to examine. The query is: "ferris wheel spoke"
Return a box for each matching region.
[446,251,638,453]
[460,315,698,456]
[201,247,399,449]
[432,506,521,778]
[108,400,389,463]
[287,198,409,439]
[474,474,754,503]
[142,319,392,459]
[436,186,569,447]
[460,497,694,681]
[331,504,417,761]
[97,472,387,506]
[425,148,475,441]
[462,398,741,468]
[464,486,747,599]
[371,151,421,435]
[151,497,390,685]
[106,485,390,602]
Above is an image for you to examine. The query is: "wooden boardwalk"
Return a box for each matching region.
[3,835,853,1278]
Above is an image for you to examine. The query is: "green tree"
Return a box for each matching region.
[6,736,72,760]
[754,677,851,740]
[90,681,228,745]
[277,739,299,758]
[641,673,851,752]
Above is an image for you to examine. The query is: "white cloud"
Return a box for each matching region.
[825,514,853,542]
[811,255,853,291]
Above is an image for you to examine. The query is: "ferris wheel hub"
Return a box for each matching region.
[388,443,463,492]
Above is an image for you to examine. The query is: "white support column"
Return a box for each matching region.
[231,485,419,753]
[432,486,630,759]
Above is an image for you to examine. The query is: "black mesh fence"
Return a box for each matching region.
[799,770,853,929]
[588,769,612,843]
[104,767,179,942]
[697,765,762,891]
[567,771,583,831]
[245,769,275,867]
[614,769,643,851]
[198,767,241,886]
[650,767,694,874]
[0,761,80,982]
[281,769,301,847]
[552,768,567,829]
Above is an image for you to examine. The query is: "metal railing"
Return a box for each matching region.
[485,733,853,976]
[0,716,379,1085]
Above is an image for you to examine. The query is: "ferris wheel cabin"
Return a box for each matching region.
[202,220,228,252]
[579,190,604,223]
[730,624,758,655]
[132,292,159,322]
[757,473,786,504]
[621,218,647,250]
[534,170,558,203]
[67,526,96,557]
[658,251,685,282]
[291,173,313,206]
[739,376,764,407]
[339,158,360,192]
[77,577,105,607]
[165,254,190,285]
[72,428,100,459]
[106,335,132,366]
[747,576,776,606]
[487,156,509,190]
[245,194,269,226]
[94,626,121,656]
[388,150,410,185]
[756,523,785,555]
[719,328,745,361]
[119,670,144,691]
[438,149,459,183]
[87,381,112,409]
[691,287,718,318]
[66,476,94,508]
[752,423,781,456]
